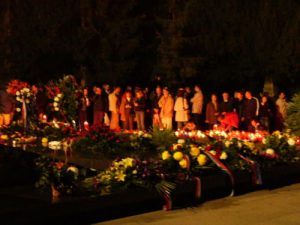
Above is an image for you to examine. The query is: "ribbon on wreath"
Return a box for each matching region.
[204,150,235,196]
[239,154,262,186]
[22,97,27,131]
[163,194,172,211]
[194,176,202,199]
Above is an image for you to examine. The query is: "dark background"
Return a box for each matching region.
[0,0,299,95]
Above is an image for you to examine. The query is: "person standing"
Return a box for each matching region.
[233,91,245,130]
[242,91,259,131]
[275,92,288,131]
[120,91,134,131]
[174,88,189,130]
[158,87,174,130]
[150,86,163,128]
[219,92,234,115]
[109,86,121,131]
[134,90,146,131]
[0,86,14,127]
[92,87,107,128]
[79,87,91,129]
[259,95,272,132]
[205,94,219,129]
[190,84,203,129]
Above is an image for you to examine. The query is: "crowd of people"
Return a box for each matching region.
[0,80,289,133]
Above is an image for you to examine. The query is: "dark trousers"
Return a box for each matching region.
[136,111,145,131]
[93,111,104,127]
[192,113,201,129]
[124,110,134,130]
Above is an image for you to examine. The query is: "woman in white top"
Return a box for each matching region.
[174,88,189,130]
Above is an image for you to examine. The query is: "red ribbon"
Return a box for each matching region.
[204,150,235,196]
[239,154,262,186]
[163,194,172,211]
[194,177,201,199]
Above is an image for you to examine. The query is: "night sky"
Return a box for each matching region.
[0,0,299,94]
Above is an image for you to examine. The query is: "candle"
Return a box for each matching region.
[84,121,89,131]
[175,131,179,137]
[42,114,47,123]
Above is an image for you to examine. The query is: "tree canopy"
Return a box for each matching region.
[0,0,299,94]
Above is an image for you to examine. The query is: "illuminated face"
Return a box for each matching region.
[115,87,121,94]
[245,91,252,99]
[163,89,169,97]
[125,92,131,98]
[211,94,217,102]
[222,93,229,101]
[83,89,88,96]
[156,87,162,95]
[262,96,268,103]
[279,92,285,99]
[95,87,102,95]
[236,92,243,100]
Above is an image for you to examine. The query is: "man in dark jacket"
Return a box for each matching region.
[242,91,259,131]
[92,87,108,127]
[219,92,234,115]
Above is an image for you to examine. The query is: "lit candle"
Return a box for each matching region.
[175,131,179,137]
[42,114,47,123]
[84,121,89,131]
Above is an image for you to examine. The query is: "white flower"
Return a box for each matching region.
[67,166,79,175]
[25,100,30,104]
[54,107,60,111]
[209,150,217,156]
[16,108,21,112]
[53,102,58,107]
[288,138,295,146]
[16,91,20,96]
[220,152,228,160]
[23,88,30,92]
[262,138,266,144]
[54,97,59,102]
[265,148,275,155]
[16,97,21,102]
[57,93,63,98]
[178,139,185,144]
[48,141,62,150]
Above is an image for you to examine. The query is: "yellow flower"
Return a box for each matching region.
[41,137,48,143]
[115,172,126,182]
[173,151,184,161]
[162,151,171,160]
[273,131,281,136]
[122,157,134,168]
[173,143,182,150]
[16,108,21,112]
[197,154,207,166]
[190,147,200,157]
[220,152,228,160]
[265,148,275,156]
[0,134,9,140]
[244,141,255,150]
[177,139,185,144]
[288,138,295,146]
[179,158,188,169]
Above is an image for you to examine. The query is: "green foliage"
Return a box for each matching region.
[287,93,300,136]
[71,128,157,159]
[150,126,177,151]
[35,155,81,195]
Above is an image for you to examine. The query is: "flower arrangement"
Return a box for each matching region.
[6,79,30,96]
[82,157,175,196]
[35,155,82,195]
[240,131,300,168]
[45,75,79,123]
